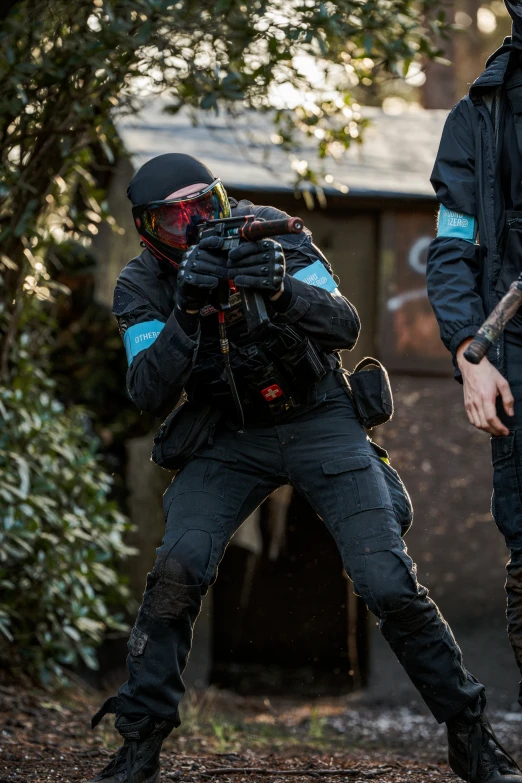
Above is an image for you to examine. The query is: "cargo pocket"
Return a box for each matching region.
[173,448,239,499]
[322,453,392,521]
[369,442,413,536]
[381,463,413,536]
[126,625,148,695]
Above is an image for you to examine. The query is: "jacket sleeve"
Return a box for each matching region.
[271,232,361,351]
[112,282,200,418]
[426,99,486,360]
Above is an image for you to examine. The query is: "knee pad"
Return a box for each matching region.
[364,549,419,616]
[160,529,213,586]
[350,530,421,618]
[141,529,213,621]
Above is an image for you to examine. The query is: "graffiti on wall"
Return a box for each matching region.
[386,235,432,313]
[379,211,451,374]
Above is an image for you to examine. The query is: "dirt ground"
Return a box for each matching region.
[2,682,522,783]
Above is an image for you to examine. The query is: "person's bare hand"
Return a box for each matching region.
[457,337,514,436]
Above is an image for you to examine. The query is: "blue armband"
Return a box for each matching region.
[292,260,339,293]
[123,320,165,365]
[437,204,477,243]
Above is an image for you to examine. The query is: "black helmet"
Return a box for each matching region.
[127,153,229,267]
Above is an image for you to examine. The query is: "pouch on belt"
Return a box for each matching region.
[151,401,224,471]
[340,357,394,429]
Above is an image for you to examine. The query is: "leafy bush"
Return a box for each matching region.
[0,304,135,684]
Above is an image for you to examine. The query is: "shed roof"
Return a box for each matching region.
[117,99,448,200]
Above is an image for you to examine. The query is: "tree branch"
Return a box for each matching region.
[201,767,393,779]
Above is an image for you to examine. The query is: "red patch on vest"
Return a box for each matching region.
[261,384,283,401]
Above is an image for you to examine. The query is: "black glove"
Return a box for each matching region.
[176,236,228,312]
[227,239,285,294]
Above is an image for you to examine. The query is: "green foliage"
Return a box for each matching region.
[0,0,449,349]
[0,294,135,684]
[165,0,450,167]
[308,708,326,740]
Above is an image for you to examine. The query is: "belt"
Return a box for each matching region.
[311,368,346,397]
[240,369,345,427]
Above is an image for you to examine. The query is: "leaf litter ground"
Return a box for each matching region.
[2,682,522,783]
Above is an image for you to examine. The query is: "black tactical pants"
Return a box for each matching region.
[116,378,484,725]
[494,341,522,704]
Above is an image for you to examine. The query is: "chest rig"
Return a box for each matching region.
[187,310,326,421]
[182,201,329,423]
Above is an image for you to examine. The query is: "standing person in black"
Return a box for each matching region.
[427,0,522,735]
[87,153,521,783]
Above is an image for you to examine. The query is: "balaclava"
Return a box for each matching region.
[506,1,522,49]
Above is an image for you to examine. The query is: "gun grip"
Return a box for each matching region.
[241,289,270,333]
[217,279,230,311]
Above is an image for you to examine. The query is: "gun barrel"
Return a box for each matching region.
[241,217,304,242]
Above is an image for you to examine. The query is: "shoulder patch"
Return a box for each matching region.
[113,287,135,315]
[123,320,165,365]
[292,260,338,293]
[113,285,149,316]
[437,204,477,242]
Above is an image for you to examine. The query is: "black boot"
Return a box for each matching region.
[447,701,522,783]
[87,714,175,783]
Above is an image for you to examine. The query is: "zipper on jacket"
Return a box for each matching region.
[475,94,507,372]
[476,102,499,276]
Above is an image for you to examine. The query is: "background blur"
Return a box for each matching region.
[0,0,519,724]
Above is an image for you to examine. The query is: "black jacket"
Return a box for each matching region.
[427,37,521,378]
[112,199,360,418]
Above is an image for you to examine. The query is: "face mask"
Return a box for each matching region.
[132,179,230,266]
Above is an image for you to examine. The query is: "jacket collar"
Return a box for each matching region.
[469,39,514,97]
[137,247,176,280]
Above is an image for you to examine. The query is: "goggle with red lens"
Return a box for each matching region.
[132,179,230,255]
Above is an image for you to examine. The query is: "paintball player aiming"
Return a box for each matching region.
[427,0,522,736]
[88,153,520,783]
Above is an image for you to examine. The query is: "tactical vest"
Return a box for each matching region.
[185,200,333,420]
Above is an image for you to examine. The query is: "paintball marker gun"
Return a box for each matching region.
[464,272,522,364]
[198,214,304,334]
